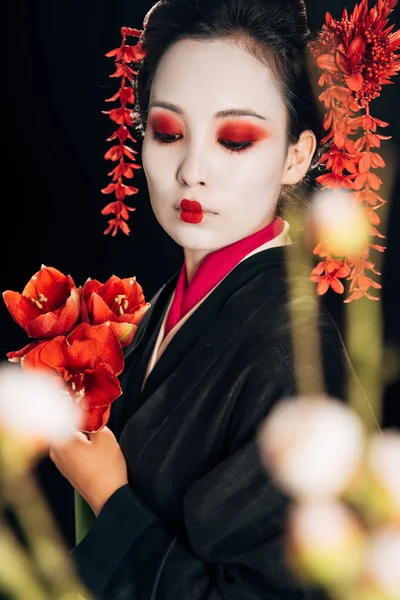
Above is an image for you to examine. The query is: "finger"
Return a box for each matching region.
[73,430,91,443]
[89,426,114,444]
[50,430,90,454]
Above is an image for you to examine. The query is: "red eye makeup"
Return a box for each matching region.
[149,110,269,153]
[149,112,182,134]
[217,121,269,142]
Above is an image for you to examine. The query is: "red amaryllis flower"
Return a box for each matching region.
[3,266,80,340]
[22,323,124,433]
[81,275,150,347]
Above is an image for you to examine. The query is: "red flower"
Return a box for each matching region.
[82,275,150,347]
[3,266,80,340]
[104,144,138,162]
[103,216,131,236]
[22,323,124,433]
[310,260,351,295]
[101,201,136,222]
[316,173,355,189]
[345,266,382,302]
[101,181,139,201]
[108,161,141,180]
[6,340,47,363]
[308,0,400,301]
[102,108,134,127]
[102,28,147,236]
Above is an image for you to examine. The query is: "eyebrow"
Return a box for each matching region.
[148,100,268,121]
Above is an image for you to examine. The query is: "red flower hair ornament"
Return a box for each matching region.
[102,0,399,303]
[308,0,400,302]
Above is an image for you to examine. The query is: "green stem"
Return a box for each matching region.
[74,490,95,545]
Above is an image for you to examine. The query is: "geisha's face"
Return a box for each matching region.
[142,37,315,262]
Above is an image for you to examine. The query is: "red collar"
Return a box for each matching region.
[164,217,284,337]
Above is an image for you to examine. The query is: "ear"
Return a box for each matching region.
[280,130,317,186]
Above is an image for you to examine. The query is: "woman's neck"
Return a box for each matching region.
[183,248,210,284]
[182,216,280,284]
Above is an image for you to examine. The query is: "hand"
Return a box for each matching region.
[49,427,129,516]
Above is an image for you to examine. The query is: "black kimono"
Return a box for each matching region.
[71,244,350,599]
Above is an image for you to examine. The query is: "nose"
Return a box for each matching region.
[177,145,210,188]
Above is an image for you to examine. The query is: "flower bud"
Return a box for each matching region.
[0,362,83,469]
[286,500,367,588]
[362,526,400,599]
[346,527,400,600]
[363,430,400,525]
[307,189,370,256]
[257,395,364,500]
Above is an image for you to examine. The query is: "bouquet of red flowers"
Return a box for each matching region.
[3,265,150,548]
[3,265,149,433]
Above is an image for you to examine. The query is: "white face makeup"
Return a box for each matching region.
[141,38,304,262]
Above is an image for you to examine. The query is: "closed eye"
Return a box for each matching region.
[151,132,254,154]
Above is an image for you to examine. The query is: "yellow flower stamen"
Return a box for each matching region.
[30,298,43,309]
[75,389,85,403]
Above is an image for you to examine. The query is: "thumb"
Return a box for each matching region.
[88,426,115,444]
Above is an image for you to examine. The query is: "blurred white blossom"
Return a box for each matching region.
[0,362,82,444]
[257,395,364,499]
[309,189,369,256]
[360,526,400,598]
[365,430,400,524]
[286,500,367,587]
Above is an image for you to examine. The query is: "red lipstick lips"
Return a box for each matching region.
[180,199,204,224]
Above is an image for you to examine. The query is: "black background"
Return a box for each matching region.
[4,0,400,548]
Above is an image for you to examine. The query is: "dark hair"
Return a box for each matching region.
[134,0,325,178]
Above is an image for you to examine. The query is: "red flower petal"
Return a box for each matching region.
[317,54,338,72]
[26,336,70,372]
[85,292,116,324]
[26,311,58,339]
[27,287,81,339]
[123,278,146,311]
[317,278,330,295]
[6,340,47,362]
[81,363,122,409]
[101,183,118,194]
[311,262,326,276]
[330,277,345,294]
[23,266,71,299]
[96,275,124,306]
[2,290,42,331]
[366,208,381,226]
[65,339,100,371]
[109,321,136,347]
[49,287,81,336]
[347,36,366,65]
[81,279,103,297]
[344,289,366,303]
[68,323,124,374]
[367,172,383,190]
[359,153,371,174]
[81,404,111,434]
[345,72,364,92]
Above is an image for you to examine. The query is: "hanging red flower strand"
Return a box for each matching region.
[101,27,147,236]
[309,0,400,302]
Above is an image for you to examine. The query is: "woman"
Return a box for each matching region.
[50,1,353,598]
